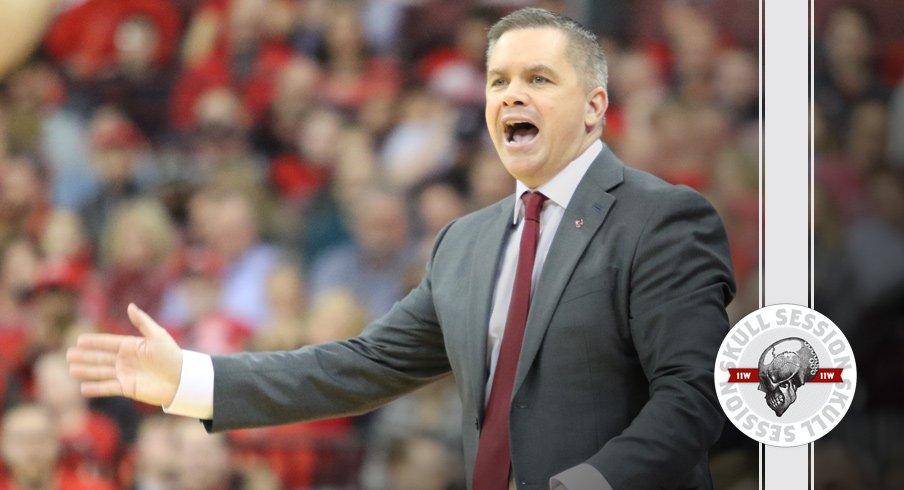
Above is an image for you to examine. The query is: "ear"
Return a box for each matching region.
[585,87,609,130]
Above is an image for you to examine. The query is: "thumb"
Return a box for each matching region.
[127,303,165,339]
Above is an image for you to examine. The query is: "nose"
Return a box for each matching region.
[502,80,527,106]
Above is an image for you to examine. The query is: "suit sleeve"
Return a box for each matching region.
[204,223,456,432]
[566,187,736,489]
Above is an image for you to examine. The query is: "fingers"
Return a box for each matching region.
[66,348,117,366]
[67,347,118,382]
[127,303,164,339]
[75,333,137,351]
[69,364,117,381]
[80,380,124,398]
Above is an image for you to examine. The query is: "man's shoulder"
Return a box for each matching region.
[613,164,714,213]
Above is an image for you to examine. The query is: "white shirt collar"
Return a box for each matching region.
[512,139,604,224]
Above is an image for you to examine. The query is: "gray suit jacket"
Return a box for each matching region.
[207,147,736,490]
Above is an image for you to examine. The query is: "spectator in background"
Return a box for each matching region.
[173,418,267,490]
[79,108,155,243]
[252,56,322,158]
[380,86,458,191]
[0,239,39,407]
[406,179,469,289]
[845,168,904,309]
[43,0,181,85]
[316,1,400,111]
[187,88,259,179]
[160,190,278,332]
[606,48,666,172]
[171,0,292,131]
[160,245,252,355]
[208,191,280,331]
[816,4,890,138]
[713,48,758,127]
[269,104,343,205]
[363,377,464,490]
[384,433,459,490]
[96,199,178,334]
[660,0,722,103]
[416,7,495,106]
[0,404,115,490]
[0,155,51,247]
[466,148,515,209]
[1,64,94,209]
[24,257,85,365]
[304,288,367,347]
[128,415,181,490]
[33,352,121,477]
[310,186,413,321]
[298,126,378,265]
[818,99,889,224]
[251,262,308,352]
[39,210,92,283]
[91,13,181,144]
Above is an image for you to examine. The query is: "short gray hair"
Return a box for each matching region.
[486,8,608,90]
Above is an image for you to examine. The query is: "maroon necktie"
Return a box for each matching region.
[473,191,548,490]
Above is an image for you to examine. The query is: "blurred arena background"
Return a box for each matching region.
[0,0,900,489]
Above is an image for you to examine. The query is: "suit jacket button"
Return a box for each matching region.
[515,403,528,409]
[474,417,480,430]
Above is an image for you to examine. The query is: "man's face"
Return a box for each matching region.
[485,27,606,188]
[1,408,60,484]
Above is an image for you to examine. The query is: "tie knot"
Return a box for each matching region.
[521,191,547,223]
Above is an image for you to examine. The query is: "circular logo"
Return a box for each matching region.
[714,304,857,447]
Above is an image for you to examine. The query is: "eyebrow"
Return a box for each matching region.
[486,64,558,78]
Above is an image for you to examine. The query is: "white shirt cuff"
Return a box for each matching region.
[550,463,612,490]
[162,350,214,420]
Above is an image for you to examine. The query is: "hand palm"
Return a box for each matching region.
[68,304,183,406]
[115,335,179,405]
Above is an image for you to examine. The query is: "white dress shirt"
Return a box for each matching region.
[165,140,604,423]
[484,140,601,402]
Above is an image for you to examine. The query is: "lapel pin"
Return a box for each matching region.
[575,218,584,229]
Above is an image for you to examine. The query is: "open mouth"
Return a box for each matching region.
[504,121,539,145]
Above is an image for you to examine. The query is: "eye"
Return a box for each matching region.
[489,78,507,88]
[531,75,549,84]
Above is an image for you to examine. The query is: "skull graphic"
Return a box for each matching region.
[757,337,819,417]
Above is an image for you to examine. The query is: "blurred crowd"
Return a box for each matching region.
[0,0,899,489]
[811,2,904,490]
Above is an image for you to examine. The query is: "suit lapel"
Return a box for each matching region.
[512,147,624,396]
[466,198,515,420]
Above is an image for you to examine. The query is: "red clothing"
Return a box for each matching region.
[44,0,182,80]
[95,266,172,335]
[270,154,331,203]
[168,311,252,355]
[0,469,116,490]
[417,47,485,104]
[229,418,354,489]
[58,412,122,474]
[319,57,401,111]
[169,42,293,130]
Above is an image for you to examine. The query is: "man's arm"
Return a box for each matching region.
[203,266,452,431]
[556,186,736,489]
[68,222,457,430]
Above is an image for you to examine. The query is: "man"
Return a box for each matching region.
[0,404,116,490]
[67,8,735,490]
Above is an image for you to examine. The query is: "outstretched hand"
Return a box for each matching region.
[67,303,183,406]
